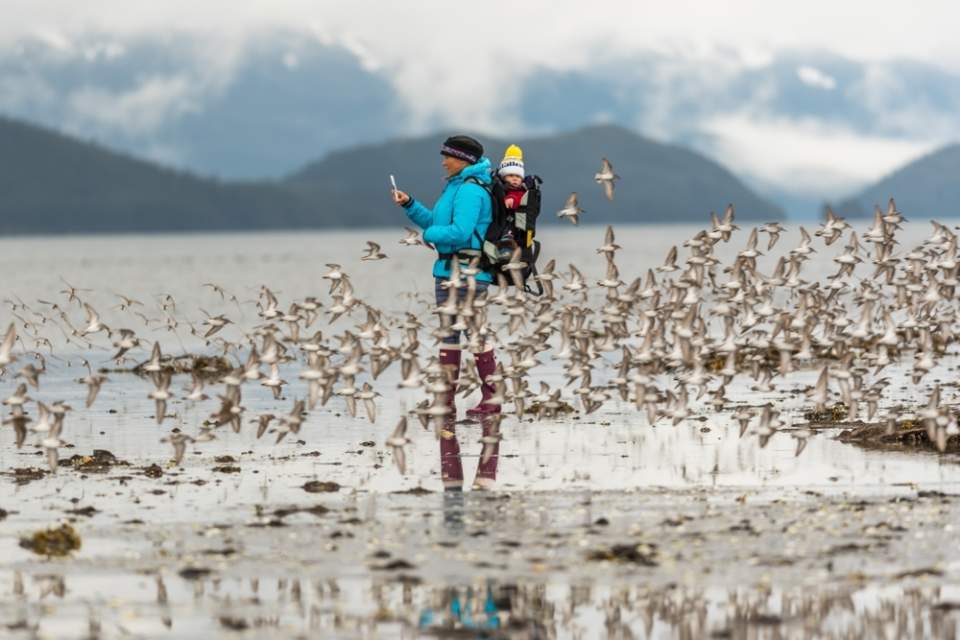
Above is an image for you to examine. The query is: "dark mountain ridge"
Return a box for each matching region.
[832,144,960,219]
[0,117,783,234]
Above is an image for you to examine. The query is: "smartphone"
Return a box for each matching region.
[390,175,398,193]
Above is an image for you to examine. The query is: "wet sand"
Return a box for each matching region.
[2,365,959,638]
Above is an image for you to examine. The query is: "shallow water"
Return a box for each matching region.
[2,223,960,638]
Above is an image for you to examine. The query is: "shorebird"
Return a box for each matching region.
[111,329,140,361]
[502,246,528,293]
[816,207,849,245]
[758,222,785,250]
[322,264,345,293]
[184,372,209,403]
[161,432,195,466]
[361,241,388,261]
[708,205,739,242]
[148,372,173,425]
[275,398,306,444]
[3,412,29,448]
[399,227,426,247]
[78,303,109,337]
[0,323,18,367]
[202,282,227,299]
[16,363,42,389]
[656,246,679,273]
[200,312,232,339]
[30,401,52,436]
[357,382,379,423]
[479,414,503,465]
[596,225,621,259]
[77,360,108,408]
[261,363,287,400]
[41,410,65,472]
[253,414,275,439]
[594,158,619,201]
[556,193,583,225]
[385,416,411,474]
[143,342,163,373]
[59,278,92,305]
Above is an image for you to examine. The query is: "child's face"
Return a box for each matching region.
[503,174,523,188]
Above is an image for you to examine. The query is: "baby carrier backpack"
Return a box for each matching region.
[463,174,544,295]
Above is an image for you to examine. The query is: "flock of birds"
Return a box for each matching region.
[1,159,958,478]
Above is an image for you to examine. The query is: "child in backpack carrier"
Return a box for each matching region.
[496,144,542,267]
[498,144,527,212]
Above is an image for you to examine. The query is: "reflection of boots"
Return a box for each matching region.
[474,416,500,490]
[466,350,501,416]
[442,486,465,533]
[440,421,463,490]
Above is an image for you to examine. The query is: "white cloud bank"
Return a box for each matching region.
[67,75,198,136]
[796,65,836,90]
[5,1,960,126]
[702,113,938,197]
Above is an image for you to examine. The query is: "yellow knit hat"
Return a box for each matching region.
[498,144,525,178]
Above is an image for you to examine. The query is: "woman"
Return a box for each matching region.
[392,135,502,489]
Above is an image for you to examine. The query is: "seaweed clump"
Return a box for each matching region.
[67,449,128,473]
[838,422,960,454]
[105,354,232,380]
[586,542,658,566]
[19,523,82,557]
[803,403,849,424]
[303,480,341,493]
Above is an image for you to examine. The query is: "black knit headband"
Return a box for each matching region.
[440,145,478,164]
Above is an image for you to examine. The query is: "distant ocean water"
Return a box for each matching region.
[4,220,943,311]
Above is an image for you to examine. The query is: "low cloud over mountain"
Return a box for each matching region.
[0,30,957,217]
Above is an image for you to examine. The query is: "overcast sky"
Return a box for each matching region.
[3,1,958,205]
[6,1,958,62]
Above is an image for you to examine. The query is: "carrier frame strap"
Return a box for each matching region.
[462,176,491,246]
[524,262,545,296]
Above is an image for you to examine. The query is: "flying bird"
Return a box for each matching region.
[361,241,388,261]
[594,158,619,201]
[0,323,18,366]
[161,433,195,466]
[556,193,584,225]
[385,416,411,474]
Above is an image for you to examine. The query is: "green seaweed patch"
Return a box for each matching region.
[803,403,849,423]
[103,354,233,379]
[66,449,128,473]
[528,400,577,414]
[19,523,82,557]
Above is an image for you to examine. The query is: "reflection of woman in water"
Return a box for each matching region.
[418,584,501,631]
[391,135,502,491]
